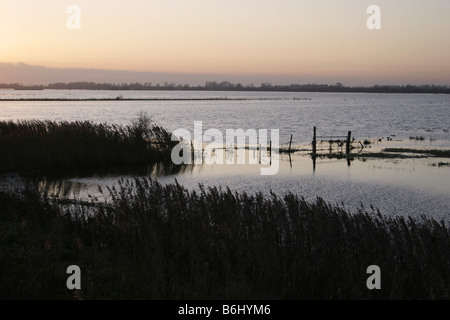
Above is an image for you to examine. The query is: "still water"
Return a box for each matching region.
[1,89,449,220]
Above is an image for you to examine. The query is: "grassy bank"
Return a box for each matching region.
[0,115,174,174]
[310,147,450,161]
[383,148,450,158]
[1,178,449,299]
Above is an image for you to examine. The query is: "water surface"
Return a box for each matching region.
[1,89,449,220]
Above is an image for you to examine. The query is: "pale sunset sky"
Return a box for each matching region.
[0,0,449,85]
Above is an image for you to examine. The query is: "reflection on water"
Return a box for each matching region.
[25,145,450,222]
[24,160,194,200]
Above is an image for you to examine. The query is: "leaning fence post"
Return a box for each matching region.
[288,134,293,153]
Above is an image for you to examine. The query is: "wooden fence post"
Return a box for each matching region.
[346,131,352,154]
[312,127,317,155]
[288,134,293,153]
[269,140,272,157]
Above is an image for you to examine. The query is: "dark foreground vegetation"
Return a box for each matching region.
[0,116,174,174]
[1,178,449,299]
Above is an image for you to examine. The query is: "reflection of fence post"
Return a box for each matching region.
[259,144,261,164]
[312,127,317,155]
[346,131,352,154]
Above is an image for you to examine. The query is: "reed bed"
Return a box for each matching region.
[1,178,449,299]
[0,117,174,173]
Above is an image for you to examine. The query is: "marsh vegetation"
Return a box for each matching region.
[1,179,449,299]
[0,114,174,174]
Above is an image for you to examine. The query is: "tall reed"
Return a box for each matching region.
[1,178,449,299]
[0,117,174,173]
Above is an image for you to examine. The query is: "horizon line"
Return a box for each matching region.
[1,62,450,87]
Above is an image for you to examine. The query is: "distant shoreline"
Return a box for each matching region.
[0,97,273,102]
[1,92,449,101]
[1,82,450,94]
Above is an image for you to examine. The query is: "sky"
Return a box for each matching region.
[1,0,450,86]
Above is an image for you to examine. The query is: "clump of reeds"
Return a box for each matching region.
[0,115,175,174]
[1,178,449,300]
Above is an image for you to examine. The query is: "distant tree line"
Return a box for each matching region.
[1,81,450,94]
